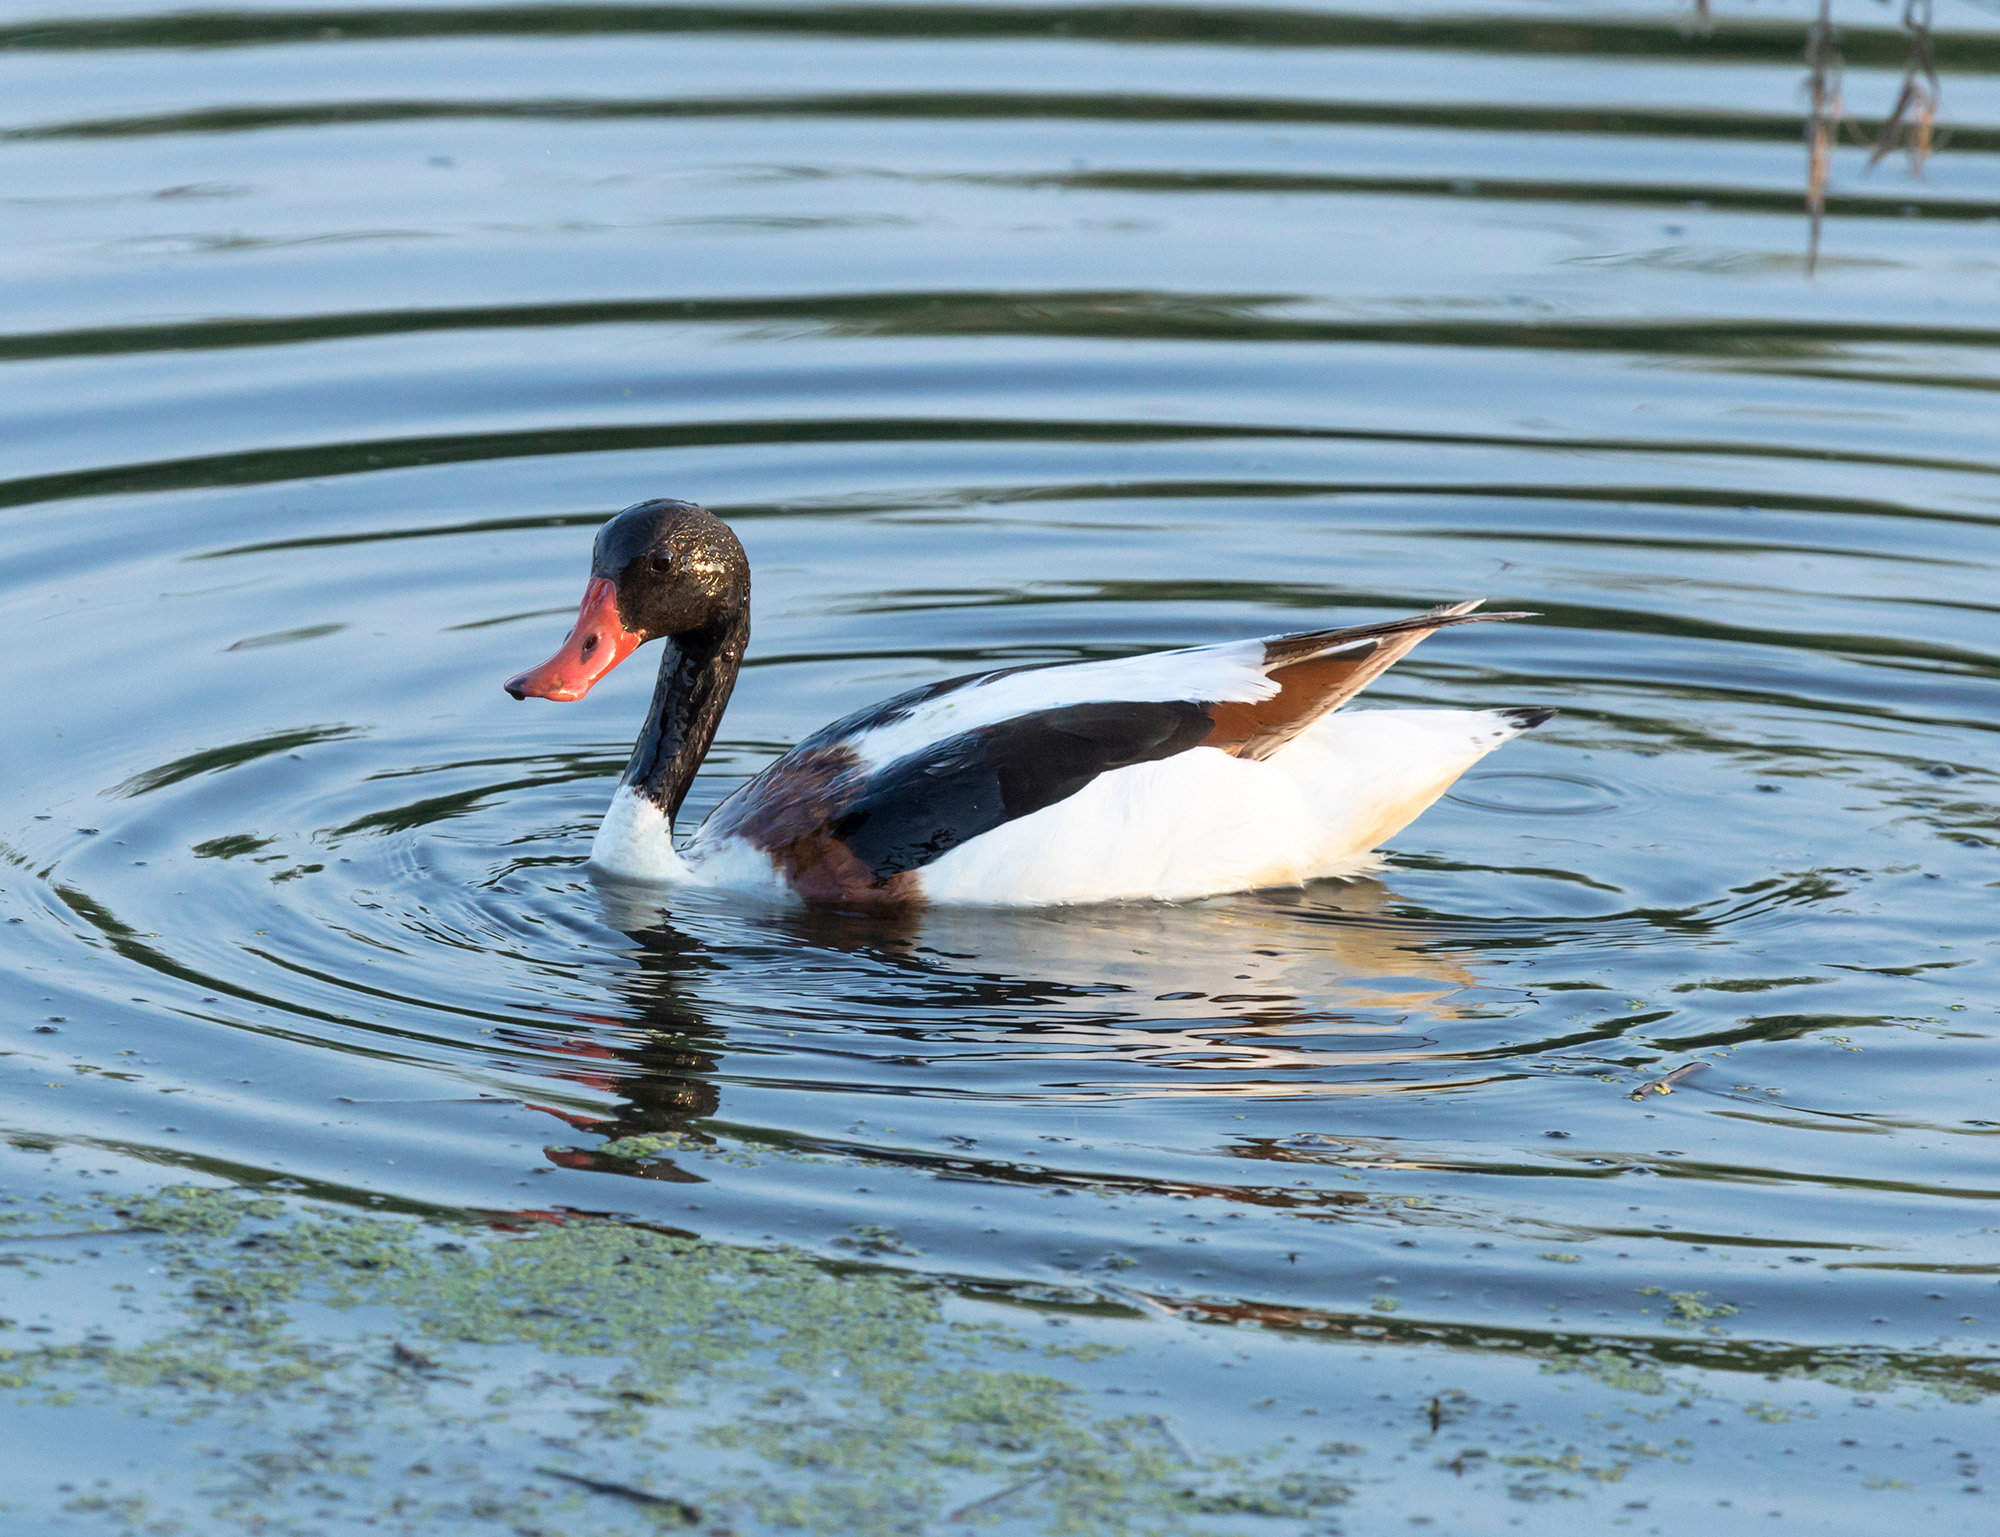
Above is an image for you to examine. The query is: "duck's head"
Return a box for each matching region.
[504,499,749,702]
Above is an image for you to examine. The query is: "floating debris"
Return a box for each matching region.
[1630,1062,1707,1100]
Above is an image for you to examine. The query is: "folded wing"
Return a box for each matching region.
[697,602,1526,903]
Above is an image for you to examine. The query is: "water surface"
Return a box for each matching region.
[3,1,2000,1530]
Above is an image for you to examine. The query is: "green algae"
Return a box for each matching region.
[1170,1471,1350,1518]
[5,1179,1998,1531]
[0,1183,1320,1536]
[1771,1351,1997,1405]
[575,1128,827,1172]
[1636,1286,1739,1333]
[593,1132,698,1161]
[1540,1350,1673,1396]
[833,1223,924,1258]
[1741,1400,1810,1424]
[1498,1450,1630,1484]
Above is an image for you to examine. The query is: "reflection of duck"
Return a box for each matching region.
[507,499,1549,910]
[597,873,1486,1039]
[537,878,1495,1175]
[870,883,1481,1023]
[515,911,727,1177]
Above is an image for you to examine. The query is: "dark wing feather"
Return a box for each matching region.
[831,700,1212,879]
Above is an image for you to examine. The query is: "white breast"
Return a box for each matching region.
[593,784,797,898]
[590,784,684,881]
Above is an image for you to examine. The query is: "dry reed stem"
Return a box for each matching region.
[942,1471,1051,1524]
[1804,0,1843,275]
[1703,0,1944,273]
[1868,0,1939,176]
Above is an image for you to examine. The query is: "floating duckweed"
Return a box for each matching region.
[1500,1450,1629,1484]
[593,1132,698,1161]
[1741,1401,1808,1424]
[833,1224,924,1258]
[124,1183,282,1236]
[5,1181,1998,1530]
[0,1184,1325,1536]
[1172,1471,1350,1517]
[1541,1351,1670,1397]
[1661,1291,1738,1330]
[1774,1352,1993,1404]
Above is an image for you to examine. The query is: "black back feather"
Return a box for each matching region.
[830,701,1212,880]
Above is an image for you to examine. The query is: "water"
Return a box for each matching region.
[3,0,2000,1530]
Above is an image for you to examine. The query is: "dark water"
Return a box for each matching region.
[4,1,2000,1530]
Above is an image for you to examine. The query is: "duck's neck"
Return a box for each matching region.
[629,609,749,825]
[590,609,747,880]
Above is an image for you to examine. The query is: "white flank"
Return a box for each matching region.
[916,709,1533,906]
[682,835,797,899]
[847,638,1282,771]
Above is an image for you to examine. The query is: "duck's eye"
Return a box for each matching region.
[648,554,673,576]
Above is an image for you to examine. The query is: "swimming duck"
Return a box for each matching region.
[506,499,1550,908]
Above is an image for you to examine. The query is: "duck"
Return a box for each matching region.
[505,498,1551,909]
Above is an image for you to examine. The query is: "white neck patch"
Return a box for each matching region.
[588,784,689,882]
